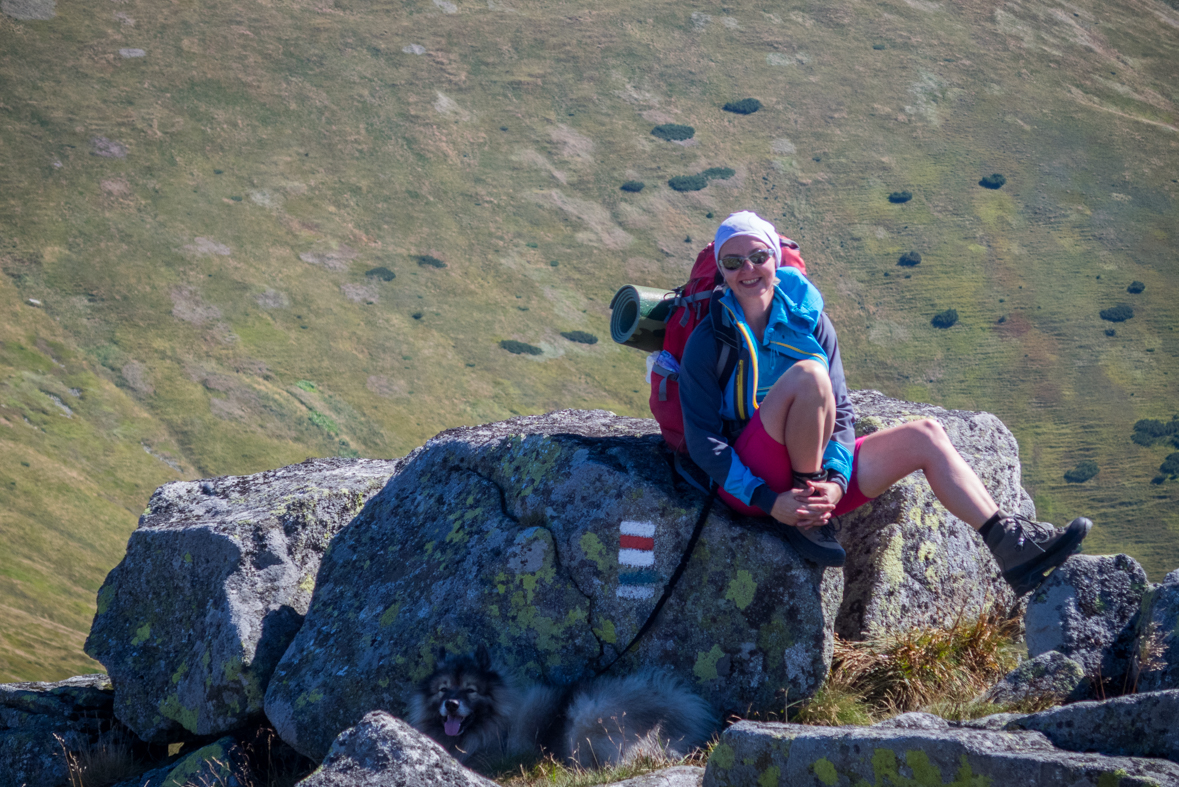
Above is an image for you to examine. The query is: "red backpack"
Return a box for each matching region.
[649,238,807,453]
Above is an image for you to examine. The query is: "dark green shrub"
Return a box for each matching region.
[1105,328,1116,337]
[412,312,422,320]
[898,251,922,267]
[417,255,447,268]
[651,124,695,142]
[872,43,886,50]
[931,309,958,329]
[1131,416,1179,448]
[1064,461,1098,484]
[500,339,543,356]
[620,180,645,193]
[1161,452,1179,480]
[366,266,396,281]
[888,191,912,204]
[1100,304,1133,322]
[978,173,1007,189]
[1127,281,1145,294]
[561,330,598,344]
[702,167,736,180]
[723,98,762,115]
[668,174,708,192]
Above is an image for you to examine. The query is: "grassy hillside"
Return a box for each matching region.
[1,0,1176,680]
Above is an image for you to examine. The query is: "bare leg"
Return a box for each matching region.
[756,360,834,475]
[852,420,998,529]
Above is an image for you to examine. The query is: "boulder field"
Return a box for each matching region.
[6,393,1179,787]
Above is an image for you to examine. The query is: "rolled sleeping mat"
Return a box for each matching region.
[609,284,677,352]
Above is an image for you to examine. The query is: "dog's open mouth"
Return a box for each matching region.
[444,713,467,737]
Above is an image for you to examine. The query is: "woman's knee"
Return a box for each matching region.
[773,360,831,400]
[901,418,952,453]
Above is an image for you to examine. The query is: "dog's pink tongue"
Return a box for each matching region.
[444,715,463,737]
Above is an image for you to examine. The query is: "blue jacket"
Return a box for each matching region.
[678,268,855,515]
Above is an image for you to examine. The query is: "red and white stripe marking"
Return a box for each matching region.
[617,521,656,599]
[618,520,655,566]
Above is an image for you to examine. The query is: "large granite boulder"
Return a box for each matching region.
[702,720,1179,786]
[1134,569,1179,692]
[85,457,401,742]
[295,711,497,787]
[1025,553,1149,693]
[264,410,843,761]
[835,390,1030,640]
[1006,690,1179,764]
[0,674,120,787]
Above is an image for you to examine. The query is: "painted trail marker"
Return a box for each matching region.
[617,520,659,599]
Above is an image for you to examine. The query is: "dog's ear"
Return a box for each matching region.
[475,644,491,670]
[436,646,448,665]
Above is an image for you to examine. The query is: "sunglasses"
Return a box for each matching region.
[719,249,773,271]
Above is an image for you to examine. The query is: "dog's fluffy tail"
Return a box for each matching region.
[561,669,717,768]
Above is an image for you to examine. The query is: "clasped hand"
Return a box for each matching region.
[769,480,843,528]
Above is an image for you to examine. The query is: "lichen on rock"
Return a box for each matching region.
[263,410,841,761]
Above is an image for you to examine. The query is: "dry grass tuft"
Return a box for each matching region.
[493,745,712,787]
[56,732,148,787]
[793,611,1022,725]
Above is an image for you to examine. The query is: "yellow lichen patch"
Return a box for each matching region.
[813,758,839,786]
[693,644,725,682]
[757,765,780,787]
[96,585,114,615]
[580,532,610,572]
[725,570,757,611]
[131,623,151,645]
[593,618,617,644]
[171,662,187,684]
[709,743,736,769]
[378,602,400,627]
[159,694,200,734]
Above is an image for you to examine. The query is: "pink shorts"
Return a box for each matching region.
[717,409,873,518]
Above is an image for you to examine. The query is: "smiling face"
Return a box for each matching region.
[718,235,776,313]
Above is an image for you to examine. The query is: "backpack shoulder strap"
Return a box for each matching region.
[710,290,740,384]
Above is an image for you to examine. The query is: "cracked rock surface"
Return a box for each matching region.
[1025,553,1149,694]
[264,410,841,761]
[835,391,1028,640]
[85,457,401,742]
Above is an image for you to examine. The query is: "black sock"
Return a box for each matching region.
[792,470,825,494]
[979,511,1007,540]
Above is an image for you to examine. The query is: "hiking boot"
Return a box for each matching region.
[984,515,1092,596]
[780,522,846,568]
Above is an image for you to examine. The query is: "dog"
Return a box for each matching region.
[409,645,716,769]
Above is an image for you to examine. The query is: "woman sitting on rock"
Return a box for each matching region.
[678,210,1090,594]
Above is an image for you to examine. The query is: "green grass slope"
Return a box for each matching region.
[1,0,1176,680]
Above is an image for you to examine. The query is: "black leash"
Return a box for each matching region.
[595,470,715,676]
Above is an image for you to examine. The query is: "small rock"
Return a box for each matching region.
[295,711,497,787]
[401,43,426,54]
[26,298,41,307]
[118,47,145,58]
[983,650,1087,705]
[1,0,55,19]
[90,136,128,158]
